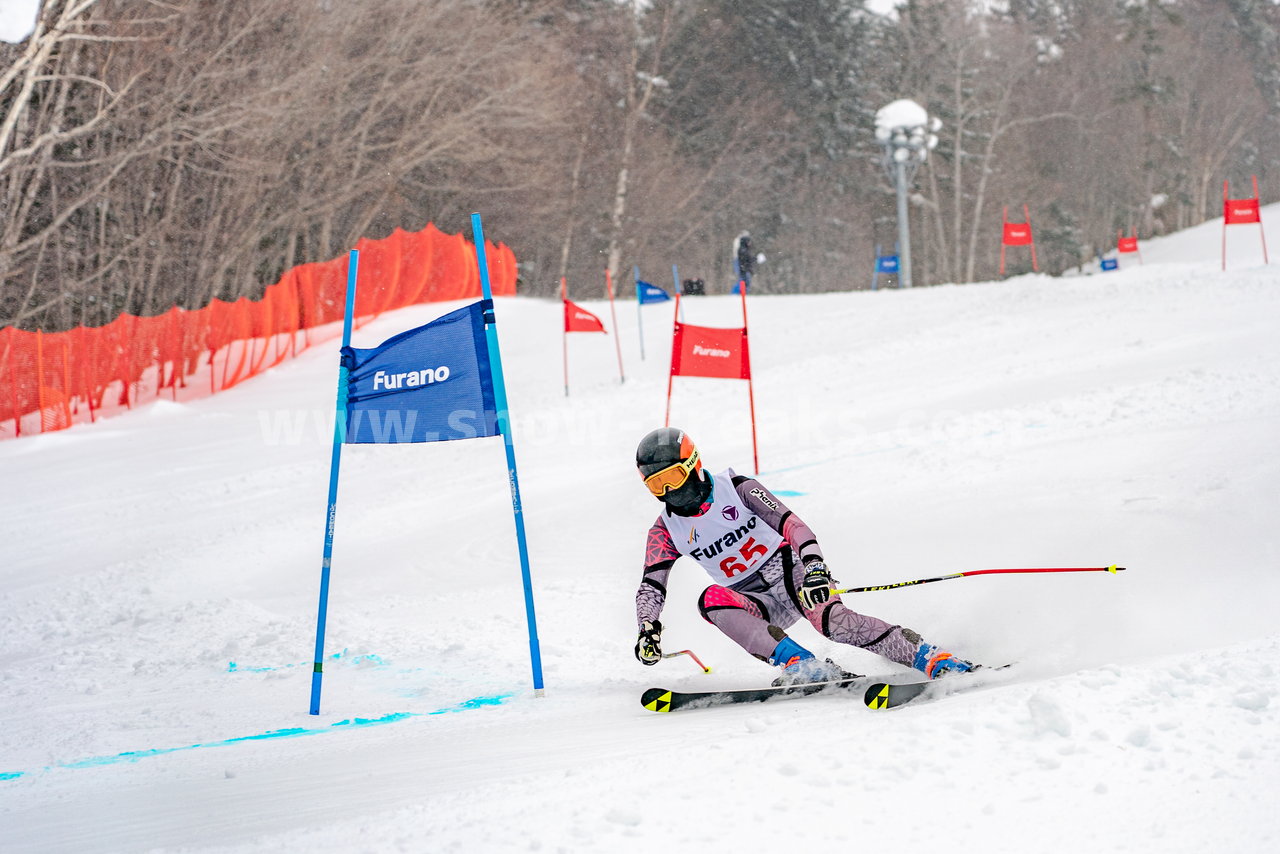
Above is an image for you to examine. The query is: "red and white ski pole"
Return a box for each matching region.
[662,649,712,673]
[833,564,1125,595]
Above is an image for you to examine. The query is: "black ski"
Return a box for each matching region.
[641,676,866,713]
[862,679,931,710]
[863,664,1016,710]
[644,665,1014,714]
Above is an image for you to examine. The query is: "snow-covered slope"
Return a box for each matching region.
[2,209,1278,854]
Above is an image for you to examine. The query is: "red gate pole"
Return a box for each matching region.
[1254,175,1270,264]
[560,277,569,397]
[740,286,758,474]
[664,296,680,427]
[1025,204,1039,272]
[1000,207,1008,276]
[746,366,759,474]
[1222,180,1229,271]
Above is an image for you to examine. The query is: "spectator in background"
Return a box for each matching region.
[681,277,706,296]
[734,232,763,292]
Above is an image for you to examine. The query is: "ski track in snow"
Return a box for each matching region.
[2,212,1279,853]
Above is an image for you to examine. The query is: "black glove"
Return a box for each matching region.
[634,620,663,665]
[798,560,833,610]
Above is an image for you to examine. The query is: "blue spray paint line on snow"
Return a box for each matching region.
[429,694,511,714]
[55,713,414,770]
[1,693,515,781]
[228,650,388,673]
[771,490,806,497]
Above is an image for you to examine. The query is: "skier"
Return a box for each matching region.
[733,232,757,291]
[633,427,979,685]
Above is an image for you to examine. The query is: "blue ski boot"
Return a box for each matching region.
[913,643,978,680]
[769,637,857,686]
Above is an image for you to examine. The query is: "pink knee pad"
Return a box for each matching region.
[698,585,762,621]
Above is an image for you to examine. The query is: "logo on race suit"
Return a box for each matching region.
[690,516,759,562]
[688,527,699,544]
[748,487,778,511]
[721,505,739,521]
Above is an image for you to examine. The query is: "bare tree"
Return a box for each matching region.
[4,0,1279,332]
[0,0,172,326]
[601,0,673,288]
[2,0,574,328]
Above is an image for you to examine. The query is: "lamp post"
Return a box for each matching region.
[875,100,940,289]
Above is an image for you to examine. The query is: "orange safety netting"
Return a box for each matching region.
[0,222,517,439]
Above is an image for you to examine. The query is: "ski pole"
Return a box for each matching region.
[662,649,712,673]
[833,565,1125,595]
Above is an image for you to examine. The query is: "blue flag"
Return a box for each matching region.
[875,254,900,274]
[637,281,671,304]
[341,300,498,444]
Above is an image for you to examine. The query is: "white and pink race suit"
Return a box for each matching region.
[659,469,786,587]
[635,469,938,670]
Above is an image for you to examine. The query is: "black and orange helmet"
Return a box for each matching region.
[636,427,710,511]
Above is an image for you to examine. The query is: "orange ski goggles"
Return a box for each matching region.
[642,447,700,497]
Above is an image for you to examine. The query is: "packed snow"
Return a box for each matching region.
[2,210,1278,853]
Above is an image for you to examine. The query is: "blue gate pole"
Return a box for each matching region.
[309,249,360,715]
[634,265,646,361]
[470,213,546,696]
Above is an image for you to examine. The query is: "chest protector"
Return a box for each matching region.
[662,469,785,586]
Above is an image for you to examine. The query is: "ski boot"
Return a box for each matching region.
[769,637,857,687]
[913,643,978,680]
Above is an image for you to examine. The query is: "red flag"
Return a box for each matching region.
[1221,177,1269,270]
[999,205,1039,275]
[1224,198,1261,225]
[564,299,606,333]
[670,321,750,380]
[1002,221,1033,246]
[1117,234,1139,253]
[663,292,758,472]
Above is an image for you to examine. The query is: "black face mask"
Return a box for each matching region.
[664,471,711,516]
